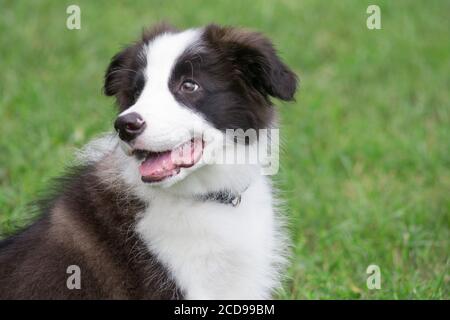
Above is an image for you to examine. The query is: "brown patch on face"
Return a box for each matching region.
[168,24,298,132]
[203,24,298,102]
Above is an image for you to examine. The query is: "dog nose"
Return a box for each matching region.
[114,112,146,142]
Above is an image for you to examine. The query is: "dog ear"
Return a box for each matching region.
[204,24,298,101]
[104,22,178,106]
[104,46,134,97]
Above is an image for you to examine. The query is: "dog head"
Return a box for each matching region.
[104,23,297,195]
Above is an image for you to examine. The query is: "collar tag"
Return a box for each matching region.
[231,195,241,207]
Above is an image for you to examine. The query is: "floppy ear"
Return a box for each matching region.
[103,43,145,110]
[204,25,298,101]
[104,46,134,97]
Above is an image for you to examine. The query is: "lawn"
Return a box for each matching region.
[0,0,448,299]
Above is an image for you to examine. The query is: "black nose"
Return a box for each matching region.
[114,112,146,142]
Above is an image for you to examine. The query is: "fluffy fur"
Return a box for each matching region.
[0,23,297,299]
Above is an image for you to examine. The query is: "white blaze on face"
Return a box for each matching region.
[116,28,226,188]
[120,28,208,152]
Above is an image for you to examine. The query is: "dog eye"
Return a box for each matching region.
[181,80,199,93]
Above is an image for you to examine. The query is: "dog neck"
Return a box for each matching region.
[194,187,249,207]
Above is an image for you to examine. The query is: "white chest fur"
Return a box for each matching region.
[135,176,286,299]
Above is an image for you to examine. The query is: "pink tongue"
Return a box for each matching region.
[139,151,177,181]
[139,139,203,182]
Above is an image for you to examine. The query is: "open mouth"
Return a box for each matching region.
[133,138,204,183]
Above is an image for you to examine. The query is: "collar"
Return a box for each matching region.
[194,188,248,207]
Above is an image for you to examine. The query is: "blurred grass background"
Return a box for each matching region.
[0,0,448,299]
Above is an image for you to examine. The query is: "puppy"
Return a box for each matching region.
[0,23,298,299]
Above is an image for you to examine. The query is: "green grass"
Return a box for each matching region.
[0,0,448,299]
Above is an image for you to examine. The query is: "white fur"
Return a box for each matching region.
[120,29,205,153]
[118,28,222,189]
[83,139,288,299]
[81,30,289,299]
[136,174,286,300]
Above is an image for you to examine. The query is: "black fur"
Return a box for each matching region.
[0,165,182,299]
[104,23,177,111]
[104,23,298,131]
[0,23,297,299]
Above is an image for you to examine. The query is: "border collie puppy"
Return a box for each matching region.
[0,23,297,299]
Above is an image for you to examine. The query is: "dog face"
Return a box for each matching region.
[104,23,297,191]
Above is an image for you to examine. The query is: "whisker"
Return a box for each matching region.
[106,68,138,78]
